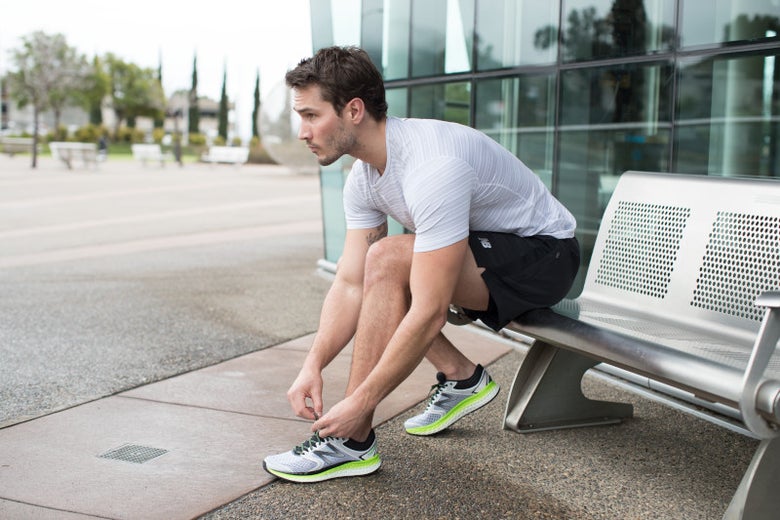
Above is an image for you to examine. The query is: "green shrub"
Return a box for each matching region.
[152,128,166,144]
[116,127,144,143]
[248,138,276,164]
[73,124,108,143]
[188,132,206,146]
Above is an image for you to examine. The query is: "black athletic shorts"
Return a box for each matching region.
[462,231,580,331]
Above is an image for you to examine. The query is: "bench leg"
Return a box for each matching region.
[723,437,780,520]
[503,341,633,432]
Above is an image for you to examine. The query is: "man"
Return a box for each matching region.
[263,46,579,483]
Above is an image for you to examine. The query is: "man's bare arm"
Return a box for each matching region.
[287,222,387,419]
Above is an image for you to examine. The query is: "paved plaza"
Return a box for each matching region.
[0,154,759,519]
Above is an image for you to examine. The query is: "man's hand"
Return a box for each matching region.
[311,394,371,439]
[286,367,324,421]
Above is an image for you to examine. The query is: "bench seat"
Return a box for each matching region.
[132,144,174,166]
[201,146,249,165]
[497,171,780,519]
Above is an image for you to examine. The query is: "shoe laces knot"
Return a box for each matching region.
[293,432,325,455]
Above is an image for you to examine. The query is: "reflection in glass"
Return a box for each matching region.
[411,0,475,77]
[475,0,559,69]
[555,0,675,61]
[681,0,780,47]
[381,0,411,79]
[675,52,779,177]
[310,0,362,50]
[475,76,556,187]
[386,87,409,118]
[560,62,673,126]
[410,82,471,124]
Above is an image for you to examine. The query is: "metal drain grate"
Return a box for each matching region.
[99,444,168,464]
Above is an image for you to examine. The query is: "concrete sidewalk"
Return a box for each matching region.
[0,324,511,519]
[0,155,759,519]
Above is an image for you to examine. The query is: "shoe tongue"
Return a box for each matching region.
[436,372,447,384]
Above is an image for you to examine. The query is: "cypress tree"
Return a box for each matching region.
[218,66,228,141]
[251,69,261,139]
[154,53,164,128]
[188,54,199,134]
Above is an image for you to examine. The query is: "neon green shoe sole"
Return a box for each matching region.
[405,380,499,436]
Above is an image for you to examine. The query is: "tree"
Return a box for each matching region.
[188,54,199,134]
[218,66,228,141]
[80,55,110,126]
[104,53,166,137]
[154,53,165,129]
[5,31,89,168]
[252,69,261,139]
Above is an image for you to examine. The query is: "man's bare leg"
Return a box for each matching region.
[343,234,491,439]
[343,234,415,440]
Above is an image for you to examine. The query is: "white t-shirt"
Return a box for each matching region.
[344,117,576,253]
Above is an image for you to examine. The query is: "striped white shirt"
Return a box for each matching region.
[344,117,576,253]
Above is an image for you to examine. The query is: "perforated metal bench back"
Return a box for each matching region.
[585,171,780,339]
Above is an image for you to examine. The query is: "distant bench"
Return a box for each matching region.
[132,144,174,167]
[452,171,780,519]
[1,137,38,156]
[49,142,98,170]
[201,146,249,166]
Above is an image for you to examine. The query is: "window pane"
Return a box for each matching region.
[475,0,559,69]
[475,76,556,187]
[675,52,780,177]
[409,82,471,125]
[411,0,474,77]
[560,62,673,126]
[382,0,411,79]
[309,0,362,49]
[561,0,676,61]
[386,87,409,118]
[681,0,780,48]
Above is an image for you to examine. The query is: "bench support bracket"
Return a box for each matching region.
[504,341,633,432]
[723,437,780,520]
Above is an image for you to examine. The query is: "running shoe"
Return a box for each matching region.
[404,364,499,436]
[263,430,381,483]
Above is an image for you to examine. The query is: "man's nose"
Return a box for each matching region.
[298,122,310,141]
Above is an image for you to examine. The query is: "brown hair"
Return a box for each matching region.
[285,46,388,121]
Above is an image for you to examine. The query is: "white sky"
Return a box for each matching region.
[0,0,313,138]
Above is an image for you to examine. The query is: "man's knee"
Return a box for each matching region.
[363,234,414,287]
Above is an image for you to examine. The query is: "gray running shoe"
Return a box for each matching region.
[404,364,499,436]
[263,430,381,483]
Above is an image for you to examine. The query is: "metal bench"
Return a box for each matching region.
[48,142,98,170]
[131,144,174,167]
[498,171,779,520]
[201,146,249,166]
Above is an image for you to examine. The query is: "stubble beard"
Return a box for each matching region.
[316,121,358,166]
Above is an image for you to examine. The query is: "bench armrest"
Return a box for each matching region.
[756,291,780,308]
[740,292,780,439]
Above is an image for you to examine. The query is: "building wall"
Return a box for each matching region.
[312,0,780,293]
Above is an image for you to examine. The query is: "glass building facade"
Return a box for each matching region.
[310,0,780,294]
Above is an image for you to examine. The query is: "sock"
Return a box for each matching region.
[454,364,484,389]
[344,429,375,451]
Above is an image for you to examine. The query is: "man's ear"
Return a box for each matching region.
[344,97,366,124]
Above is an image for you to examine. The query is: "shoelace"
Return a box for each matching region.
[293,432,325,455]
[424,381,447,411]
